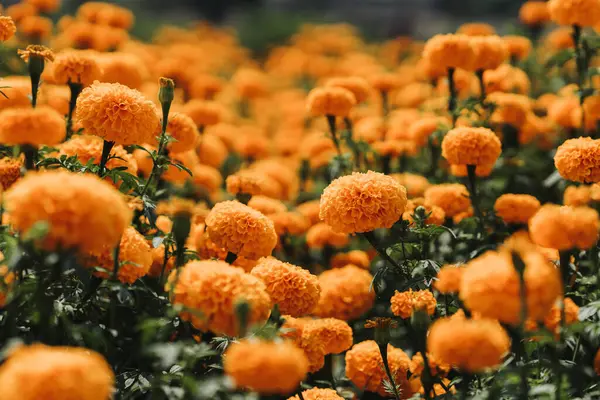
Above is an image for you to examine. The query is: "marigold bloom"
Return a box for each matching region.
[503,35,533,61]
[330,250,370,269]
[563,185,600,206]
[434,265,463,294]
[520,1,551,25]
[410,352,451,379]
[189,74,224,100]
[270,211,310,236]
[391,173,430,198]
[543,298,579,333]
[288,388,343,400]
[166,260,271,336]
[306,222,350,249]
[460,250,561,324]
[226,170,271,197]
[182,99,223,127]
[84,227,151,284]
[232,68,269,99]
[205,201,277,260]
[424,184,471,217]
[234,133,270,160]
[306,87,356,117]
[325,76,371,103]
[548,0,600,26]
[441,127,501,167]
[422,34,476,72]
[196,134,228,169]
[75,82,160,145]
[403,198,446,226]
[97,52,147,89]
[345,341,414,398]
[58,135,137,175]
[0,107,65,146]
[53,50,102,86]
[251,257,320,317]
[391,289,437,319]
[529,204,599,250]
[19,15,52,40]
[301,318,353,354]
[0,158,21,191]
[25,0,61,13]
[224,340,308,395]
[555,137,600,183]
[0,16,16,42]
[494,194,541,224]
[148,244,175,278]
[297,200,321,225]
[470,35,508,71]
[368,72,404,93]
[427,315,510,372]
[408,116,451,147]
[162,113,198,153]
[5,171,131,253]
[248,195,287,216]
[313,265,375,320]
[450,163,494,178]
[319,171,407,234]
[457,22,496,36]
[0,344,114,400]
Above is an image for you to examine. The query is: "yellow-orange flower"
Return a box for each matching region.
[288,388,343,400]
[470,35,508,71]
[459,250,561,324]
[205,200,278,260]
[248,195,287,216]
[313,265,375,320]
[306,222,349,249]
[457,22,496,36]
[0,344,114,400]
[494,194,541,224]
[427,315,510,372]
[58,135,137,175]
[163,113,198,153]
[529,204,599,250]
[0,16,16,42]
[543,298,579,333]
[408,116,451,147]
[391,289,437,319]
[442,127,501,166]
[232,68,269,99]
[19,15,52,40]
[391,173,430,198]
[306,87,356,117]
[182,99,223,127]
[25,0,61,13]
[330,250,370,269]
[503,35,533,61]
[0,158,21,191]
[165,260,272,336]
[319,171,407,234]
[269,211,310,236]
[403,198,446,226]
[53,50,102,86]
[189,74,224,100]
[325,76,371,103]
[345,341,414,398]
[224,340,308,395]
[5,171,131,253]
[520,1,551,25]
[424,184,471,217]
[0,107,66,146]
[301,318,353,354]
[422,34,476,71]
[226,170,272,197]
[548,0,600,27]
[555,137,600,183]
[75,82,160,145]
[251,257,320,317]
[433,265,463,294]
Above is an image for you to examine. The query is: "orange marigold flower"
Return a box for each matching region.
[0,77,30,109]
[494,194,541,224]
[6,3,36,24]
[5,171,131,253]
[25,0,61,13]
[563,185,600,206]
[182,99,223,128]
[52,50,102,86]
[543,298,579,333]
[306,222,350,249]
[503,35,533,61]
[297,200,321,225]
[457,22,496,36]
[148,244,175,278]
[345,341,414,398]
[97,52,147,89]
[224,340,308,395]
[83,226,151,284]
[0,344,114,400]
[548,0,600,26]
[555,137,600,183]
[232,68,269,99]
[301,318,353,354]
[189,73,224,100]
[18,15,52,40]
[391,173,430,198]
[391,289,437,319]
[226,170,271,197]
[0,16,16,42]
[0,158,21,190]
[330,250,370,269]
[251,257,320,317]
[306,86,356,117]
[434,265,463,294]
[288,388,343,400]
[165,260,272,336]
[319,171,407,234]
[313,265,375,320]
[248,195,287,216]
[449,163,494,178]
[460,250,562,324]
[441,127,501,167]
[408,116,451,147]
[0,106,65,146]
[424,184,471,217]
[403,198,446,226]
[325,76,371,103]
[470,35,508,71]
[427,315,510,372]
[58,135,137,175]
[196,134,228,169]
[163,113,198,153]
[410,352,451,378]
[422,34,476,72]
[368,72,404,93]
[205,200,278,260]
[234,132,270,160]
[281,316,328,372]
[520,1,551,25]
[75,82,160,145]
[192,164,222,194]
[488,92,532,128]
[529,204,599,250]
[269,211,310,236]
[251,159,299,201]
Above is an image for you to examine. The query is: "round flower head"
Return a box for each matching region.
[189,73,224,100]
[325,76,371,103]
[224,340,308,395]
[205,201,278,260]
[460,250,561,324]
[520,1,551,25]
[554,137,600,183]
[148,244,175,278]
[450,163,494,178]
[427,315,510,372]
[434,265,464,294]
[313,265,375,320]
[83,227,152,284]
[319,171,407,234]
[345,341,414,398]
[270,211,310,236]
[392,173,430,198]
[182,99,223,128]
[306,222,350,249]
[0,158,21,191]
[0,77,31,110]
[232,68,269,99]
[470,35,509,71]
[251,257,321,317]
[301,318,353,354]
[75,82,160,145]
[165,260,272,336]
[0,16,16,42]
[543,297,580,334]
[548,0,600,26]
[442,127,501,166]
[424,184,471,217]
[226,170,272,197]
[494,194,541,224]
[288,388,343,400]
[0,107,66,146]
[306,86,356,117]
[457,22,496,36]
[530,204,599,250]
[281,316,328,372]
[53,50,102,86]
[25,0,61,13]
[391,289,437,319]
[408,116,451,147]
[504,35,533,61]
[0,344,114,400]
[196,134,228,168]
[19,15,52,40]
[192,164,222,194]
[58,135,137,176]
[5,171,131,253]
[422,34,476,71]
[97,53,147,89]
[248,195,287,216]
[331,250,370,269]
[163,113,198,153]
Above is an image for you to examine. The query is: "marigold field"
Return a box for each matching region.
[2,0,600,399]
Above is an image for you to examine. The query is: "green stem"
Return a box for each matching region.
[326,115,342,157]
[225,251,238,264]
[99,140,115,177]
[447,68,457,127]
[378,343,401,400]
[66,81,83,139]
[381,90,389,118]
[466,165,485,236]
[476,69,486,104]
[362,231,407,279]
[112,240,121,281]
[22,145,37,170]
